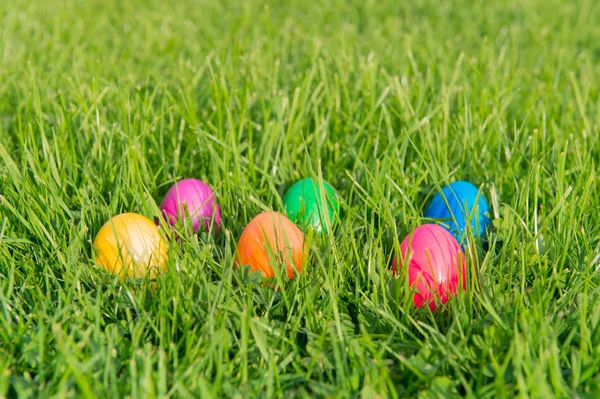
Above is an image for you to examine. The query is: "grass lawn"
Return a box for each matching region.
[1,0,600,397]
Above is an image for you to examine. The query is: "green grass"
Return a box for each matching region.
[1,0,600,397]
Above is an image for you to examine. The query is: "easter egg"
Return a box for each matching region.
[235,212,306,279]
[391,224,466,311]
[282,178,339,233]
[424,181,490,245]
[93,213,168,279]
[160,178,221,234]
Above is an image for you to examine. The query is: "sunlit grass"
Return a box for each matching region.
[1,0,600,396]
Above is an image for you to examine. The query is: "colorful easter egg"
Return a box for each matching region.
[93,213,168,279]
[160,178,221,234]
[235,212,306,279]
[424,181,490,245]
[391,224,466,311]
[282,178,339,234]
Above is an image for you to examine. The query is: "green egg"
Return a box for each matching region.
[282,178,339,234]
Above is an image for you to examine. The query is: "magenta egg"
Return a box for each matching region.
[159,178,221,234]
[391,224,466,311]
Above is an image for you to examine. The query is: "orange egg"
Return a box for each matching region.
[93,213,168,279]
[235,212,306,279]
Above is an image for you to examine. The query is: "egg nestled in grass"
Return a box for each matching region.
[424,180,490,246]
[93,213,168,279]
[392,224,466,311]
[235,211,306,280]
[159,178,221,235]
[282,177,339,234]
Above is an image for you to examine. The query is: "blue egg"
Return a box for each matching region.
[424,181,490,245]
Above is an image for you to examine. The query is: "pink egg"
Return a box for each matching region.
[391,224,466,311]
[159,178,221,234]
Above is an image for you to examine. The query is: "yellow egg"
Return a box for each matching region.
[93,213,168,279]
